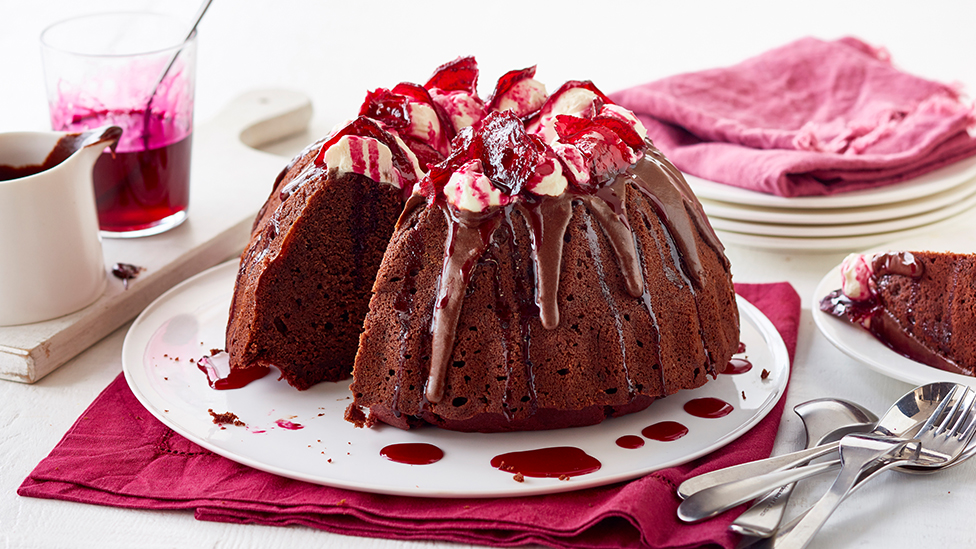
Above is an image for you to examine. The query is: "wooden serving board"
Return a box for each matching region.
[0,89,313,383]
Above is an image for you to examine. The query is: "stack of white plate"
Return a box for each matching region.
[686,156,976,251]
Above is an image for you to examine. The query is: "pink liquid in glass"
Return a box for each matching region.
[56,107,191,234]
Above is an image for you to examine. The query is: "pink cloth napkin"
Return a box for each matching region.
[610,37,976,197]
[20,282,800,549]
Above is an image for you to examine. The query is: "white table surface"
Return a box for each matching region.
[3,1,976,547]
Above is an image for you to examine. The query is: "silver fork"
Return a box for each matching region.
[755,385,976,549]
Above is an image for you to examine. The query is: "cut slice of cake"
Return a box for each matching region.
[820,251,976,376]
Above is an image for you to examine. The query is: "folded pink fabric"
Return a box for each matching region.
[20,283,800,549]
[610,37,976,197]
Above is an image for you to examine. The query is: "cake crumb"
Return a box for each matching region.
[208,408,245,427]
[742,390,746,400]
[513,473,524,483]
[761,369,770,380]
[558,474,570,481]
[337,499,346,506]
[210,348,223,356]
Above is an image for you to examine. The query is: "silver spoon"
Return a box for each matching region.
[730,398,878,538]
[141,0,213,147]
[677,381,960,523]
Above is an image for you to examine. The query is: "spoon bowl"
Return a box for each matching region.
[729,398,879,537]
[795,398,878,447]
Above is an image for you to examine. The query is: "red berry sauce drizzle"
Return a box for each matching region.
[381,443,445,465]
[615,435,645,449]
[197,351,271,390]
[491,447,601,478]
[724,357,753,375]
[684,397,734,419]
[642,421,690,442]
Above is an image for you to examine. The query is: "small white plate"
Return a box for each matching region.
[812,232,976,388]
[122,260,789,498]
[700,177,976,226]
[686,154,976,209]
[708,190,976,238]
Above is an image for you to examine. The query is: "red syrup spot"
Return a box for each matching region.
[274,419,304,430]
[380,443,444,465]
[196,353,270,390]
[685,397,734,419]
[490,447,602,478]
[615,435,645,449]
[737,341,747,353]
[641,421,689,442]
[724,358,753,375]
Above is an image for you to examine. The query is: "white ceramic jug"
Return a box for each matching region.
[0,126,121,326]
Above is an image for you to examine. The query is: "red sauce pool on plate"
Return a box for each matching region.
[197,353,270,390]
[641,421,689,441]
[685,397,734,419]
[380,443,445,465]
[737,341,747,353]
[723,358,753,375]
[615,435,645,449]
[490,446,601,478]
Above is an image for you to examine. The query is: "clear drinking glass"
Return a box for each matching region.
[40,12,196,238]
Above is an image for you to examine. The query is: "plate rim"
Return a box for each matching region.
[122,259,790,498]
[714,206,973,251]
[686,154,976,209]
[707,189,976,238]
[700,176,976,226]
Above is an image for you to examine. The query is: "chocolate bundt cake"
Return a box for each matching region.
[821,251,976,376]
[345,67,740,432]
[227,57,740,432]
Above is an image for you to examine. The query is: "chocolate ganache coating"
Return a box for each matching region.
[348,106,738,432]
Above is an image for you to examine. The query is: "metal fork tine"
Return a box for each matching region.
[937,387,968,436]
[954,389,976,441]
[920,385,958,435]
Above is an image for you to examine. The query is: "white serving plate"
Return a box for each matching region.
[122,260,789,498]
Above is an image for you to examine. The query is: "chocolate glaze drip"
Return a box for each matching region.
[520,196,573,329]
[625,150,719,289]
[426,209,502,403]
[421,144,725,404]
[581,180,643,297]
[873,251,923,278]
